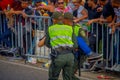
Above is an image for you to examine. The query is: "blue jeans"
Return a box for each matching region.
[0,28,12,47]
[114,29,120,64]
[0,19,12,47]
[28,36,36,55]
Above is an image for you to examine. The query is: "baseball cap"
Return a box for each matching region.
[52,11,63,19]
[64,12,73,20]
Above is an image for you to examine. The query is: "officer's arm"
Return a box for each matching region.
[72,33,78,49]
[44,31,51,48]
[38,37,46,47]
[79,28,89,45]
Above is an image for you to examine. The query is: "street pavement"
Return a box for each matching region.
[0,60,49,80]
[0,60,91,80]
[0,59,119,80]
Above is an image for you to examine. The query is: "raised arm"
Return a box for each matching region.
[73,8,88,23]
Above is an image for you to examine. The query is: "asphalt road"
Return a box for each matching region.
[0,60,97,80]
[0,60,49,80]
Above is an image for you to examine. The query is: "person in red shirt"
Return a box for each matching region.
[0,0,14,10]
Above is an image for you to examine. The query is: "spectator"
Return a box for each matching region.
[87,0,115,67]
[0,7,2,11]
[0,0,26,47]
[36,0,56,16]
[72,0,88,24]
[8,0,34,55]
[0,8,16,47]
[85,0,102,52]
[0,13,12,47]
[0,0,17,47]
[85,0,102,20]
[108,0,120,71]
[108,0,120,33]
[0,0,14,10]
[20,0,36,55]
[55,0,73,13]
[87,0,115,24]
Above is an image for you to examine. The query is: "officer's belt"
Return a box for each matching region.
[55,47,73,54]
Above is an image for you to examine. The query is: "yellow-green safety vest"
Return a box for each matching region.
[74,24,86,37]
[49,24,74,49]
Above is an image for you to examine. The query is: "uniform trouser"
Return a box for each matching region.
[71,57,80,80]
[72,49,87,80]
[49,53,74,80]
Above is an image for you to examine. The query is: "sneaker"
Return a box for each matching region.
[8,48,18,53]
[111,64,117,70]
[90,62,98,71]
[0,48,10,53]
[113,64,120,72]
[88,52,103,60]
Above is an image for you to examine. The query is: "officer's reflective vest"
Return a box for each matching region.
[74,24,86,37]
[49,24,73,49]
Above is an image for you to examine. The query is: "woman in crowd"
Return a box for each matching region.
[55,0,73,13]
[72,0,88,23]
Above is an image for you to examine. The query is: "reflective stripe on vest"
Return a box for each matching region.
[53,44,73,49]
[51,36,72,42]
[49,24,73,48]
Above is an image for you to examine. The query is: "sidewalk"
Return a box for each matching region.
[0,55,120,80]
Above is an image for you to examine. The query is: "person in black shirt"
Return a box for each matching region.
[87,0,115,24]
[85,0,102,19]
[84,0,102,52]
[87,0,115,66]
[101,0,115,21]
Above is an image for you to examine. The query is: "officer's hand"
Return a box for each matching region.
[38,37,46,47]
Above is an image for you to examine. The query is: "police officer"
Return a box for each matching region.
[63,12,80,80]
[44,11,78,80]
[63,12,103,79]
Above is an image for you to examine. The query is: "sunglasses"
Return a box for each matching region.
[58,2,64,4]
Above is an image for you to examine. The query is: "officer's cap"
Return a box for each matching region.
[64,12,73,20]
[52,11,63,19]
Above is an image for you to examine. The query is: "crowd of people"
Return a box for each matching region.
[0,0,120,79]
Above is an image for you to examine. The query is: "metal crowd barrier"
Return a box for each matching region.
[0,11,51,60]
[21,15,52,60]
[0,11,119,72]
[82,22,120,72]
